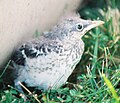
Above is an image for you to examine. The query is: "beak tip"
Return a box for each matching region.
[93,20,105,26]
[85,20,105,31]
[99,21,105,25]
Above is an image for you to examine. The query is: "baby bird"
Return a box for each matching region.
[11,13,104,93]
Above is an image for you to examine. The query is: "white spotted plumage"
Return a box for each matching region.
[11,13,104,92]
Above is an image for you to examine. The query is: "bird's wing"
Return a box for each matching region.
[11,38,64,66]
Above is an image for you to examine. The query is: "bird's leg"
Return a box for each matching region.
[14,80,27,100]
[14,80,24,93]
[16,81,41,103]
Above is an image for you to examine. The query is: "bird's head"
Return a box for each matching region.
[54,13,104,40]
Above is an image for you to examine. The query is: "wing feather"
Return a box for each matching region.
[11,39,64,66]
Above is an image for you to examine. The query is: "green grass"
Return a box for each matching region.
[0,0,120,102]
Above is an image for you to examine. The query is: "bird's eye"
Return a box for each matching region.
[76,23,83,31]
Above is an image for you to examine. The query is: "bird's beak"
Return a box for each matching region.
[85,20,104,31]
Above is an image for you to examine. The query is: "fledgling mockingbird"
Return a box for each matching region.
[11,13,104,93]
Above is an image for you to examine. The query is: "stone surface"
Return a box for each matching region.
[0,0,82,67]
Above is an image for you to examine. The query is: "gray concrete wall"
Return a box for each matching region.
[0,0,82,67]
